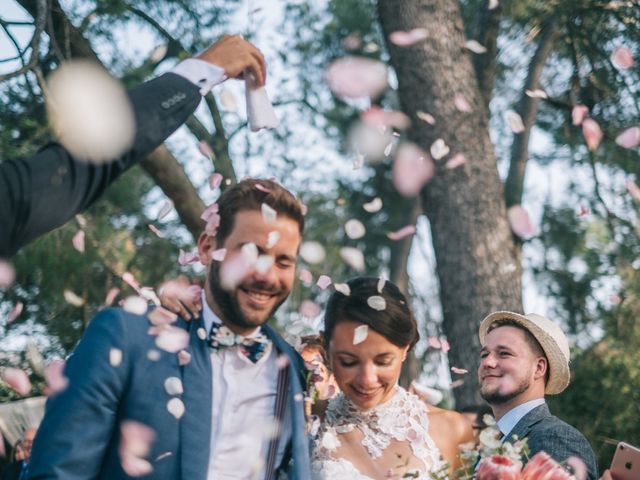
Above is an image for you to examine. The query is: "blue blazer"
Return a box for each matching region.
[28,308,311,479]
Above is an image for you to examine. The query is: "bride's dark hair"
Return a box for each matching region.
[323,277,419,350]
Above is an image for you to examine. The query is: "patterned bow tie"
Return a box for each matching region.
[208,322,271,363]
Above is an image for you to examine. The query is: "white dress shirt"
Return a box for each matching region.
[201,295,292,479]
[497,398,546,439]
[171,58,227,95]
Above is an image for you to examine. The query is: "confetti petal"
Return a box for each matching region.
[122,272,140,292]
[198,140,215,160]
[387,224,416,241]
[416,111,436,125]
[266,231,280,249]
[110,348,123,367]
[164,377,184,396]
[46,60,134,164]
[427,336,442,349]
[178,249,200,266]
[261,203,277,224]
[148,307,178,326]
[363,197,383,213]
[155,327,190,353]
[123,296,148,315]
[451,366,468,374]
[63,289,85,307]
[299,269,313,285]
[571,105,588,126]
[348,121,394,162]
[525,89,547,99]
[489,0,499,8]
[505,110,525,133]
[219,88,238,112]
[8,302,23,323]
[209,173,223,190]
[377,277,386,293]
[353,324,369,344]
[445,152,467,170]
[507,205,536,238]
[334,283,351,296]
[299,299,321,318]
[430,138,450,160]
[300,241,326,264]
[316,275,332,290]
[44,360,68,394]
[392,142,435,197]
[148,224,164,238]
[0,260,15,288]
[361,106,410,130]
[211,248,227,261]
[367,295,386,311]
[150,43,168,63]
[178,350,191,366]
[72,230,85,252]
[582,118,603,151]
[345,219,366,239]
[325,56,388,99]
[626,179,640,202]
[2,368,31,395]
[611,46,634,70]
[119,421,155,477]
[464,40,487,54]
[157,199,174,220]
[615,126,640,149]
[339,247,365,271]
[454,94,473,113]
[389,28,428,47]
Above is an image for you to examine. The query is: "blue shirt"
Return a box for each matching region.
[497,398,546,439]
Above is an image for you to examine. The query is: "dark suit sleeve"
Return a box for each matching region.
[28,309,133,480]
[0,72,201,258]
[527,425,599,480]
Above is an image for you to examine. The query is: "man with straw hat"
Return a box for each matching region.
[478,311,598,479]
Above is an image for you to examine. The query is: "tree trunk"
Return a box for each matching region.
[377,0,523,408]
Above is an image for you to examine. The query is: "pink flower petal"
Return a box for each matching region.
[178,350,191,366]
[148,224,164,238]
[119,421,156,477]
[178,249,200,266]
[198,140,215,160]
[611,46,634,70]
[254,183,272,193]
[219,250,255,290]
[0,260,16,288]
[44,360,68,395]
[104,287,120,306]
[209,173,223,190]
[148,307,178,326]
[507,205,536,239]
[211,248,227,261]
[441,339,451,353]
[416,111,436,125]
[572,105,589,126]
[392,143,435,197]
[427,336,442,349]
[505,110,525,133]
[2,367,31,396]
[122,272,140,292]
[72,230,85,253]
[627,179,640,202]
[389,28,428,47]
[63,289,85,307]
[386,224,416,241]
[445,153,467,170]
[615,126,640,149]
[157,199,174,220]
[325,56,388,99]
[451,366,468,375]
[122,296,148,315]
[8,301,23,323]
[155,327,190,353]
[299,299,320,318]
[299,269,313,285]
[454,94,473,113]
[582,118,603,151]
[316,275,332,290]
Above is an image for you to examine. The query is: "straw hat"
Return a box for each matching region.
[478,311,571,395]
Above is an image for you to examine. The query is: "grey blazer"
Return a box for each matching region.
[506,404,598,480]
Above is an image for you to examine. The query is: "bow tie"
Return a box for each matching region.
[208,322,271,363]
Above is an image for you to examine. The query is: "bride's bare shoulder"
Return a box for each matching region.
[425,404,474,443]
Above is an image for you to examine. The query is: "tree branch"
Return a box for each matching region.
[0,0,46,82]
[470,0,502,109]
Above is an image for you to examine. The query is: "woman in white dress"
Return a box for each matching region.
[311,277,473,479]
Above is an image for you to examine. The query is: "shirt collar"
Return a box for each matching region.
[497,398,546,437]
[201,290,262,338]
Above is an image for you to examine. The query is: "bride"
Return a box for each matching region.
[311,277,473,479]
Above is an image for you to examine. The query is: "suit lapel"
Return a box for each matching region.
[180,315,213,479]
[506,403,550,443]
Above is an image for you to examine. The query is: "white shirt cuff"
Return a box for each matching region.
[171,58,227,95]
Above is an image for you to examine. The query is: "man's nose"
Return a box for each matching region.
[480,352,497,369]
[252,257,277,284]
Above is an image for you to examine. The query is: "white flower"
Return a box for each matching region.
[479,426,502,451]
[321,427,341,451]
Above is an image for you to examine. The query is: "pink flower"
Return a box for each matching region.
[582,118,603,151]
[521,452,573,480]
[477,454,522,480]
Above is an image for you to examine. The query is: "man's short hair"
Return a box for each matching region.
[214,178,305,244]
[487,318,550,383]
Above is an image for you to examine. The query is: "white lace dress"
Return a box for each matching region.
[310,387,445,479]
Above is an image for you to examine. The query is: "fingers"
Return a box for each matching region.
[158,276,202,321]
[197,35,267,86]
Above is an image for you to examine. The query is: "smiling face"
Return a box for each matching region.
[199,209,301,334]
[329,320,408,411]
[478,326,547,417]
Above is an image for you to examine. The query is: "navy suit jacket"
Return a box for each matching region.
[28,308,311,479]
[506,404,598,480]
[0,72,201,258]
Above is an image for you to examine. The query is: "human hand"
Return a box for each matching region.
[197,35,267,86]
[600,469,614,480]
[158,276,202,320]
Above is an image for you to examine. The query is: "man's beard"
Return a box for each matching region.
[207,262,286,330]
[480,376,531,405]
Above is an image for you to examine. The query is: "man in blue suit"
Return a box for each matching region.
[28,178,311,479]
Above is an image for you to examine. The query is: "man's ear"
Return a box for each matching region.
[197,232,216,265]
[534,356,548,380]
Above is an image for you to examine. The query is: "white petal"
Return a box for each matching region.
[300,241,326,264]
[164,377,184,396]
[505,110,525,133]
[367,295,386,311]
[363,198,383,213]
[261,203,277,224]
[63,289,85,307]
[464,40,487,54]
[339,247,365,271]
[430,138,450,160]
[266,231,280,248]
[109,348,123,367]
[334,283,351,296]
[353,325,369,345]
[167,398,185,419]
[123,296,148,315]
[345,219,366,239]
[377,277,386,293]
